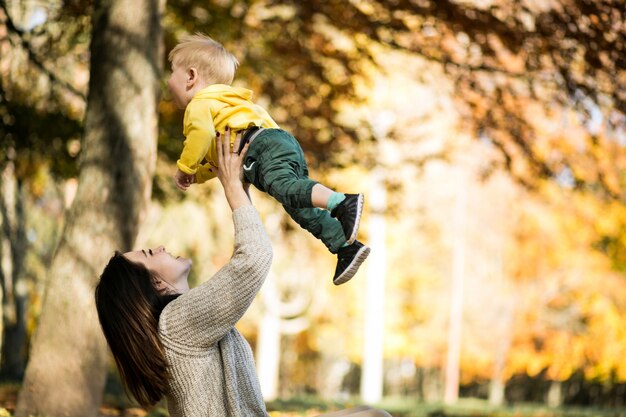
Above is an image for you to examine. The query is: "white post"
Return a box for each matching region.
[361,167,387,403]
[256,306,281,400]
[256,268,311,401]
[444,170,467,404]
[361,111,394,404]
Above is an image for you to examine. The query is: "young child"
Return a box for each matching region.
[167,34,370,285]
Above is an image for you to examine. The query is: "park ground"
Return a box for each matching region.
[0,384,625,417]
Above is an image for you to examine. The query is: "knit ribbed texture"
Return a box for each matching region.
[158,204,273,416]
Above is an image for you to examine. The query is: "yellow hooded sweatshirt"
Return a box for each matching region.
[177,84,279,183]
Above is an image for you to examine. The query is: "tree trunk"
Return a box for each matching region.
[15,0,163,415]
[0,161,28,380]
[547,380,563,407]
[488,305,513,406]
[418,367,444,402]
[488,374,506,406]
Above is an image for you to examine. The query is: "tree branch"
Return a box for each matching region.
[0,1,86,101]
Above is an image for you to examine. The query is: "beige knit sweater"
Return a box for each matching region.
[158,205,273,416]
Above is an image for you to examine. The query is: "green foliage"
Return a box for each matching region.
[595,235,626,273]
[4,0,625,194]
[0,82,82,181]
[0,0,89,181]
[158,0,626,200]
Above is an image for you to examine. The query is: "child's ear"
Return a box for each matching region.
[187,67,198,87]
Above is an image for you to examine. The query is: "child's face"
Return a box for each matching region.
[167,64,191,109]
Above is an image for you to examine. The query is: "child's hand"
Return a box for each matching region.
[174,169,195,191]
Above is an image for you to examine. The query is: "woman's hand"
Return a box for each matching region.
[212,128,251,210]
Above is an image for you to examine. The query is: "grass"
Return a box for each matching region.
[373,397,626,417]
[1,383,626,416]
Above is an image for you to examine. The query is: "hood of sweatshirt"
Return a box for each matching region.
[192,84,254,106]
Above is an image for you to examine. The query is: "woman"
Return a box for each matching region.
[95,130,390,416]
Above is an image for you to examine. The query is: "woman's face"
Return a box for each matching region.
[124,246,192,294]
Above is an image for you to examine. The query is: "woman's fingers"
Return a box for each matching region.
[212,129,250,210]
[239,141,250,159]
[215,128,244,180]
[222,127,231,156]
[215,134,223,165]
[216,128,247,182]
[232,129,243,154]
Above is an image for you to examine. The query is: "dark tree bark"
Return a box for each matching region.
[15,0,164,415]
[0,162,28,381]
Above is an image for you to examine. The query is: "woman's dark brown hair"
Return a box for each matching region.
[95,252,180,407]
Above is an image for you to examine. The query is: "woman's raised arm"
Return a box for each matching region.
[158,129,273,350]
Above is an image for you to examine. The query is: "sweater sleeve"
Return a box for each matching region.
[158,205,273,351]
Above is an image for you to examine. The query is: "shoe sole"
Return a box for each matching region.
[333,245,371,286]
[346,194,364,245]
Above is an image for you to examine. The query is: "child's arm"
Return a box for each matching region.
[194,163,218,184]
[176,104,217,180]
[175,163,218,191]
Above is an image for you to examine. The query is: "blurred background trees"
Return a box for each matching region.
[3,0,163,415]
[1,0,626,414]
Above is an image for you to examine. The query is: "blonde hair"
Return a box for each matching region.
[168,33,239,85]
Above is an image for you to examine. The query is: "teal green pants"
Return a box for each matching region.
[243,129,346,253]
